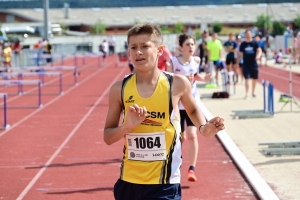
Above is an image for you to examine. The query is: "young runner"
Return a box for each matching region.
[168,33,211,182]
[104,23,225,200]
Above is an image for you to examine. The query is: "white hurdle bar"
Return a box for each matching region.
[0,66,78,85]
[0,72,63,94]
[0,80,43,108]
[0,93,10,130]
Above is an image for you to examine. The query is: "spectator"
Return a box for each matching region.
[3,42,12,72]
[157,45,173,71]
[12,40,22,67]
[255,35,266,67]
[237,29,262,99]
[223,33,238,84]
[196,30,209,73]
[99,39,109,65]
[108,35,116,55]
[207,32,223,86]
[0,40,3,68]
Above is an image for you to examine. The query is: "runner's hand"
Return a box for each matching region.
[124,104,147,131]
[201,117,225,138]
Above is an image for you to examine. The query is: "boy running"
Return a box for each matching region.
[104,23,225,200]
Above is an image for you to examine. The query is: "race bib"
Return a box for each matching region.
[126,132,166,161]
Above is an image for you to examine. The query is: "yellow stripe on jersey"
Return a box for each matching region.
[120,72,182,184]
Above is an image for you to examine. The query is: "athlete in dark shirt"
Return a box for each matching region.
[237,29,262,99]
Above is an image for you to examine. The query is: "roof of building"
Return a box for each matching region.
[2,3,300,27]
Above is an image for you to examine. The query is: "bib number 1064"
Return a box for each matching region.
[134,137,161,149]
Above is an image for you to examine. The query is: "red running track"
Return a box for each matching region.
[259,65,300,99]
[0,55,258,200]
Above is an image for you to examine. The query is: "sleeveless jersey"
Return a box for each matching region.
[171,56,201,110]
[120,71,182,184]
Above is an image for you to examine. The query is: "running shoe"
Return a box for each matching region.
[187,170,197,182]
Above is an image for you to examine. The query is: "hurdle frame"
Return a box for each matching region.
[0,80,43,108]
[231,80,274,119]
[0,93,10,130]
[0,66,78,86]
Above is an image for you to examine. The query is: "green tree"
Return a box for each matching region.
[272,21,286,36]
[91,20,106,34]
[134,20,141,25]
[255,14,272,32]
[212,22,222,33]
[160,25,171,34]
[173,21,184,33]
[293,14,300,29]
[194,29,202,40]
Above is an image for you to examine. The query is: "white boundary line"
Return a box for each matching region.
[0,61,108,138]
[16,66,126,200]
[198,101,279,200]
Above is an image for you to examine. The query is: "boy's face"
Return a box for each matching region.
[180,38,195,56]
[128,34,163,70]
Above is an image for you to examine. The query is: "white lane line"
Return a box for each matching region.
[198,101,279,200]
[16,66,126,200]
[260,70,300,85]
[0,62,109,138]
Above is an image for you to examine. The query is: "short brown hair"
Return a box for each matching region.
[178,33,195,47]
[127,23,163,46]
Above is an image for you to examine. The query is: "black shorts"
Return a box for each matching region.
[200,54,208,65]
[226,57,236,65]
[180,110,195,132]
[242,64,259,79]
[114,179,182,200]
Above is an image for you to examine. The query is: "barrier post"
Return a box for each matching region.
[59,73,63,94]
[74,55,78,68]
[38,81,43,108]
[268,83,274,115]
[17,73,23,95]
[61,54,64,66]
[263,80,267,113]
[82,53,86,66]
[98,54,101,69]
[3,94,7,129]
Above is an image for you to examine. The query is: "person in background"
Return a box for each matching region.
[207,32,223,86]
[99,39,109,65]
[255,34,266,67]
[168,33,211,182]
[223,33,238,84]
[157,45,173,71]
[12,40,22,67]
[237,29,262,99]
[196,30,209,73]
[235,35,244,84]
[108,35,116,55]
[0,40,4,69]
[3,42,12,72]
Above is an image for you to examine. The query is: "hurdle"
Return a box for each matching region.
[0,93,10,130]
[231,80,274,119]
[74,53,102,69]
[0,66,78,85]
[0,72,63,95]
[221,69,236,96]
[0,80,43,108]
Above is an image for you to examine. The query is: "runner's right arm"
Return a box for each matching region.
[104,81,147,145]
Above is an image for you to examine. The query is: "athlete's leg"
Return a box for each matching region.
[186,126,198,168]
